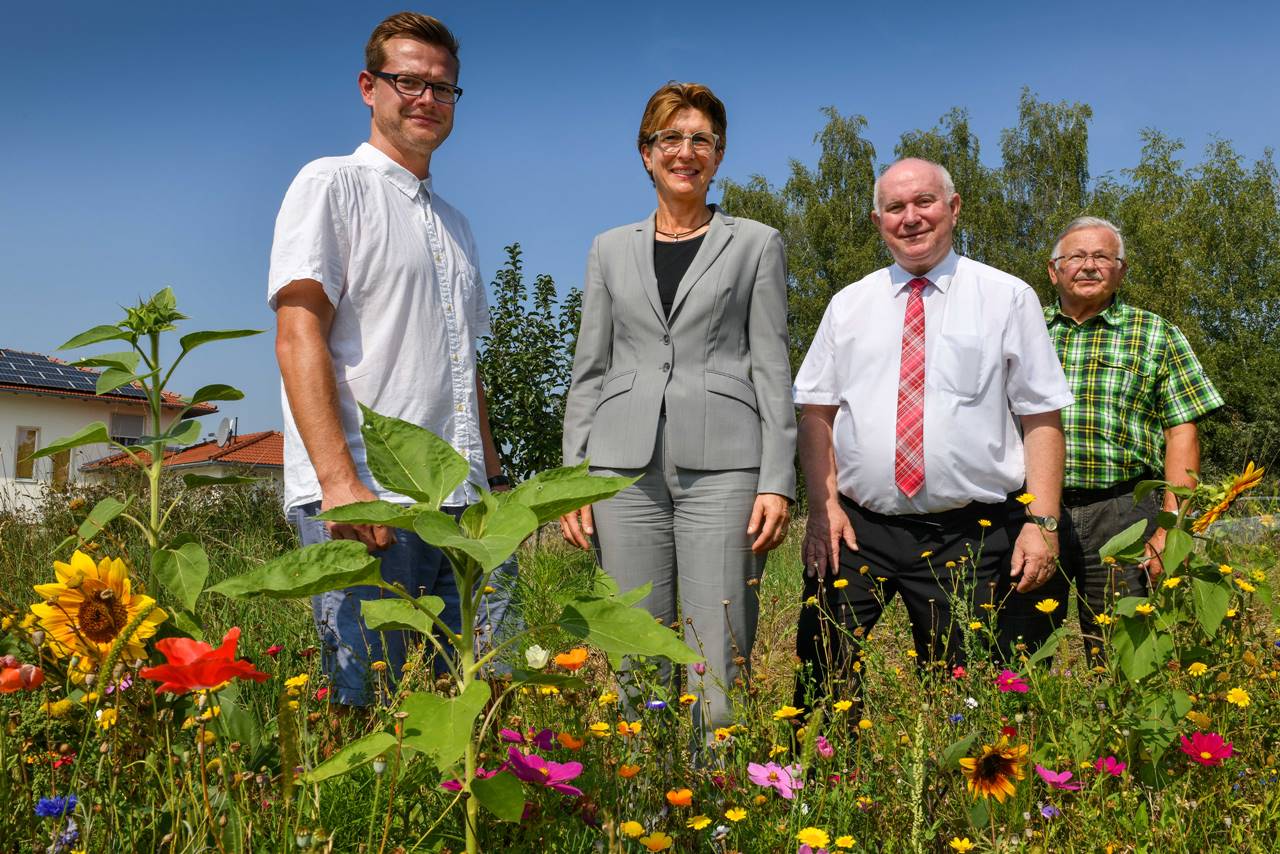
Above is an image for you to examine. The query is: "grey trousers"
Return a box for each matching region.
[590,417,764,731]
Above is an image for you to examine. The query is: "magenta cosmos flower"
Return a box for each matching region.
[505,747,584,796]
[440,766,500,792]
[499,728,556,751]
[995,669,1029,693]
[1180,732,1233,767]
[1094,756,1126,776]
[747,761,804,800]
[1034,764,1081,791]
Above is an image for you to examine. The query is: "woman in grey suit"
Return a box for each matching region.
[560,82,796,730]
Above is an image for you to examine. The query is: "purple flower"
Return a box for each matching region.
[499,727,555,751]
[747,761,804,800]
[1034,764,1081,791]
[645,699,667,711]
[797,847,829,854]
[505,747,584,796]
[947,713,964,724]
[815,735,834,759]
[35,795,77,818]
[693,662,707,675]
[440,766,499,792]
[1041,803,1061,819]
[1094,756,1126,777]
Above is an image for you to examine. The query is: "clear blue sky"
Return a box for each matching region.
[3,0,1277,434]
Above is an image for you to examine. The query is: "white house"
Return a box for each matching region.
[0,348,216,511]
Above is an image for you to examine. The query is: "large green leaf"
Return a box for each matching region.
[413,503,537,573]
[212,682,260,751]
[208,540,382,599]
[1191,576,1231,637]
[30,421,110,460]
[59,324,129,350]
[317,500,421,529]
[178,329,262,354]
[361,596,445,634]
[96,367,139,395]
[459,498,539,567]
[301,731,398,783]
[558,595,700,664]
[1026,626,1068,667]
[77,496,130,541]
[940,732,978,768]
[1099,519,1148,563]
[509,671,588,691]
[360,404,469,507]
[507,462,638,525]
[142,418,202,447]
[152,537,209,612]
[1111,614,1173,684]
[1132,479,1168,505]
[74,351,140,372]
[1161,528,1195,571]
[187,384,245,406]
[472,770,525,821]
[401,681,490,772]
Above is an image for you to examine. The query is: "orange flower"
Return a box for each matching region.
[1193,462,1265,533]
[666,788,693,807]
[557,732,584,750]
[554,647,589,671]
[617,720,642,737]
[618,763,641,778]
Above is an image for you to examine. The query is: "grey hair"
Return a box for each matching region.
[1051,216,1126,261]
[872,158,957,214]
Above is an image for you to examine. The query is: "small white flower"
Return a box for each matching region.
[524,644,550,670]
[964,697,979,709]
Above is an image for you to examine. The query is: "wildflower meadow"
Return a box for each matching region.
[3,293,1280,853]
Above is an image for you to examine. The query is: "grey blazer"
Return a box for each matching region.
[562,207,797,499]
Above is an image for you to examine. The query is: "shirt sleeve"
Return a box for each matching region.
[792,300,842,405]
[1002,286,1074,415]
[267,168,350,310]
[1159,323,1224,427]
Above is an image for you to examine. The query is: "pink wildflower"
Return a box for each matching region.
[1034,764,1081,791]
[995,669,1029,693]
[1094,756,1126,776]
[747,761,804,800]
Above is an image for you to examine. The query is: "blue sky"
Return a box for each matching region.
[2,0,1277,435]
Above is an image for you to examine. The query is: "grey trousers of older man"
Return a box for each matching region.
[589,418,764,733]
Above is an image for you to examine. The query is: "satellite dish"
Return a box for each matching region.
[215,418,232,447]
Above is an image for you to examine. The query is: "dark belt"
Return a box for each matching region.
[839,492,1018,530]
[1061,475,1151,508]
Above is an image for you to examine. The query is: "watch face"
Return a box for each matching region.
[1041,515,1059,532]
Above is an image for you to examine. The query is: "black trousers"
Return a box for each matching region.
[795,494,1023,708]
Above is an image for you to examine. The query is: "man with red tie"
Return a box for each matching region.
[792,158,1072,707]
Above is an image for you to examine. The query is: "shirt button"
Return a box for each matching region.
[455,403,465,412]
[434,252,443,263]
[661,362,670,372]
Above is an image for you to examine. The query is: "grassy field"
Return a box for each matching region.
[2,477,1279,853]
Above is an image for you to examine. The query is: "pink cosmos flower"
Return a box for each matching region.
[1034,764,1082,791]
[747,761,804,800]
[996,669,1029,693]
[1094,756,1126,776]
[815,736,834,759]
[505,747,584,796]
[1180,732,1233,767]
[500,728,556,751]
[440,765,499,792]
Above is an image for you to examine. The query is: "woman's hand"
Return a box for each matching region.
[560,505,595,551]
[747,493,791,554]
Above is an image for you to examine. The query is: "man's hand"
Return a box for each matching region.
[1143,527,1167,578]
[802,504,857,580]
[747,493,791,554]
[1010,523,1058,593]
[560,505,594,551]
[321,479,394,553]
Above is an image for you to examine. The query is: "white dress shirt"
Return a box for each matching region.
[794,251,1072,514]
[268,143,490,510]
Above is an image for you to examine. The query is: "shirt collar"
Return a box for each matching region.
[889,250,958,294]
[1047,294,1131,327]
[354,142,433,201]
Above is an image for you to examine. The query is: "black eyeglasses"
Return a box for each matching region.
[369,71,463,104]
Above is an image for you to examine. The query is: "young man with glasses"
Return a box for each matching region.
[999,216,1223,663]
[268,12,514,705]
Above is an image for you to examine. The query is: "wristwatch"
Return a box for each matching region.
[487,474,511,489]
[1028,514,1059,532]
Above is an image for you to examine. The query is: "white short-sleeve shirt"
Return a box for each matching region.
[793,251,1073,515]
[268,143,490,510]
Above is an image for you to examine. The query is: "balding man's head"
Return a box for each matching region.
[873,158,955,215]
[870,158,962,276]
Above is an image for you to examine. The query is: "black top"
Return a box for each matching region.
[653,234,705,318]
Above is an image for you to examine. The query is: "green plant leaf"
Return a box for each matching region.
[460,498,539,567]
[96,367,140,395]
[301,731,398,783]
[77,495,130,541]
[1191,576,1231,637]
[509,671,588,691]
[1026,626,1068,667]
[59,324,129,350]
[178,329,262,354]
[182,474,260,488]
[472,770,526,821]
[361,596,445,634]
[1111,614,1173,683]
[360,404,470,507]
[558,595,700,664]
[1161,528,1195,570]
[506,462,638,525]
[1099,518,1148,563]
[152,538,209,612]
[317,500,421,529]
[187,384,245,406]
[940,732,978,768]
[171,609,204,640]
[401,681,490,772]
[212,682,260,750]
[73,351,140,372]
[208,540,382,599]
[413,503,537,573]
[30,421,110,460]
[1132,479,1168,504]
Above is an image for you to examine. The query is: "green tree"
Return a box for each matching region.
[478,244,582,484]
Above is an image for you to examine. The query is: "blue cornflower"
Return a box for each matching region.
[947,713,964,724]
[1041,803,1061,819]
[645,699,667,711]
[34,795,77,818]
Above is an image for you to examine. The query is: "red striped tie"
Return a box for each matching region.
[895,277,928,497]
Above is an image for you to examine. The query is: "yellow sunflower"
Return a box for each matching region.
[30,550,167,667]
[958,736,1028,802]
[1193,462,1265,533]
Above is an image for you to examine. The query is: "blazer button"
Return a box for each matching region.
[662,334,670,344]
[661,362,670,372]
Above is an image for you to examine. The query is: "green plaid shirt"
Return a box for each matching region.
[1046,298,1223,489]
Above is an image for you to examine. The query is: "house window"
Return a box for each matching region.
[14,426,39,480]
[110,413,144,446]
[52,449,71,486]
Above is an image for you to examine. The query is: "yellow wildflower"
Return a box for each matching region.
[832,578,849,589]
[797,828,830,849]
[1226,687,1251,708]
[597,692,618,707]
[678,693,698,706]
[1016,493,1036,505]
[725,807,747,821]
[772,704,803,721]
[619,820,645,838]
[1188,662,1208,677]
[1035,598,1060,614]
[1095,613,1113,626]
[1162,576,1184,589]
[858,718,873,730]
[1135,603,1155,616]
[833,700,853,713]
[687,815,711,830]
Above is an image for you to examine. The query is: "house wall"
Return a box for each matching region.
[0,390,183,512]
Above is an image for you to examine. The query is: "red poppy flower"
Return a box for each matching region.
[139,627,268,694]
[0,660,44,693]
[265,644,284,658]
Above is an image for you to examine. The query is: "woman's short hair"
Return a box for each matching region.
[637,82,728,163]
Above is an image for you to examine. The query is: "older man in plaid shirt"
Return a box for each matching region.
[1001,216,1223,661]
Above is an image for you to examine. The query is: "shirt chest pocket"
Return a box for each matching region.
[929,333,986,400]
[1094,352,1155,407]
